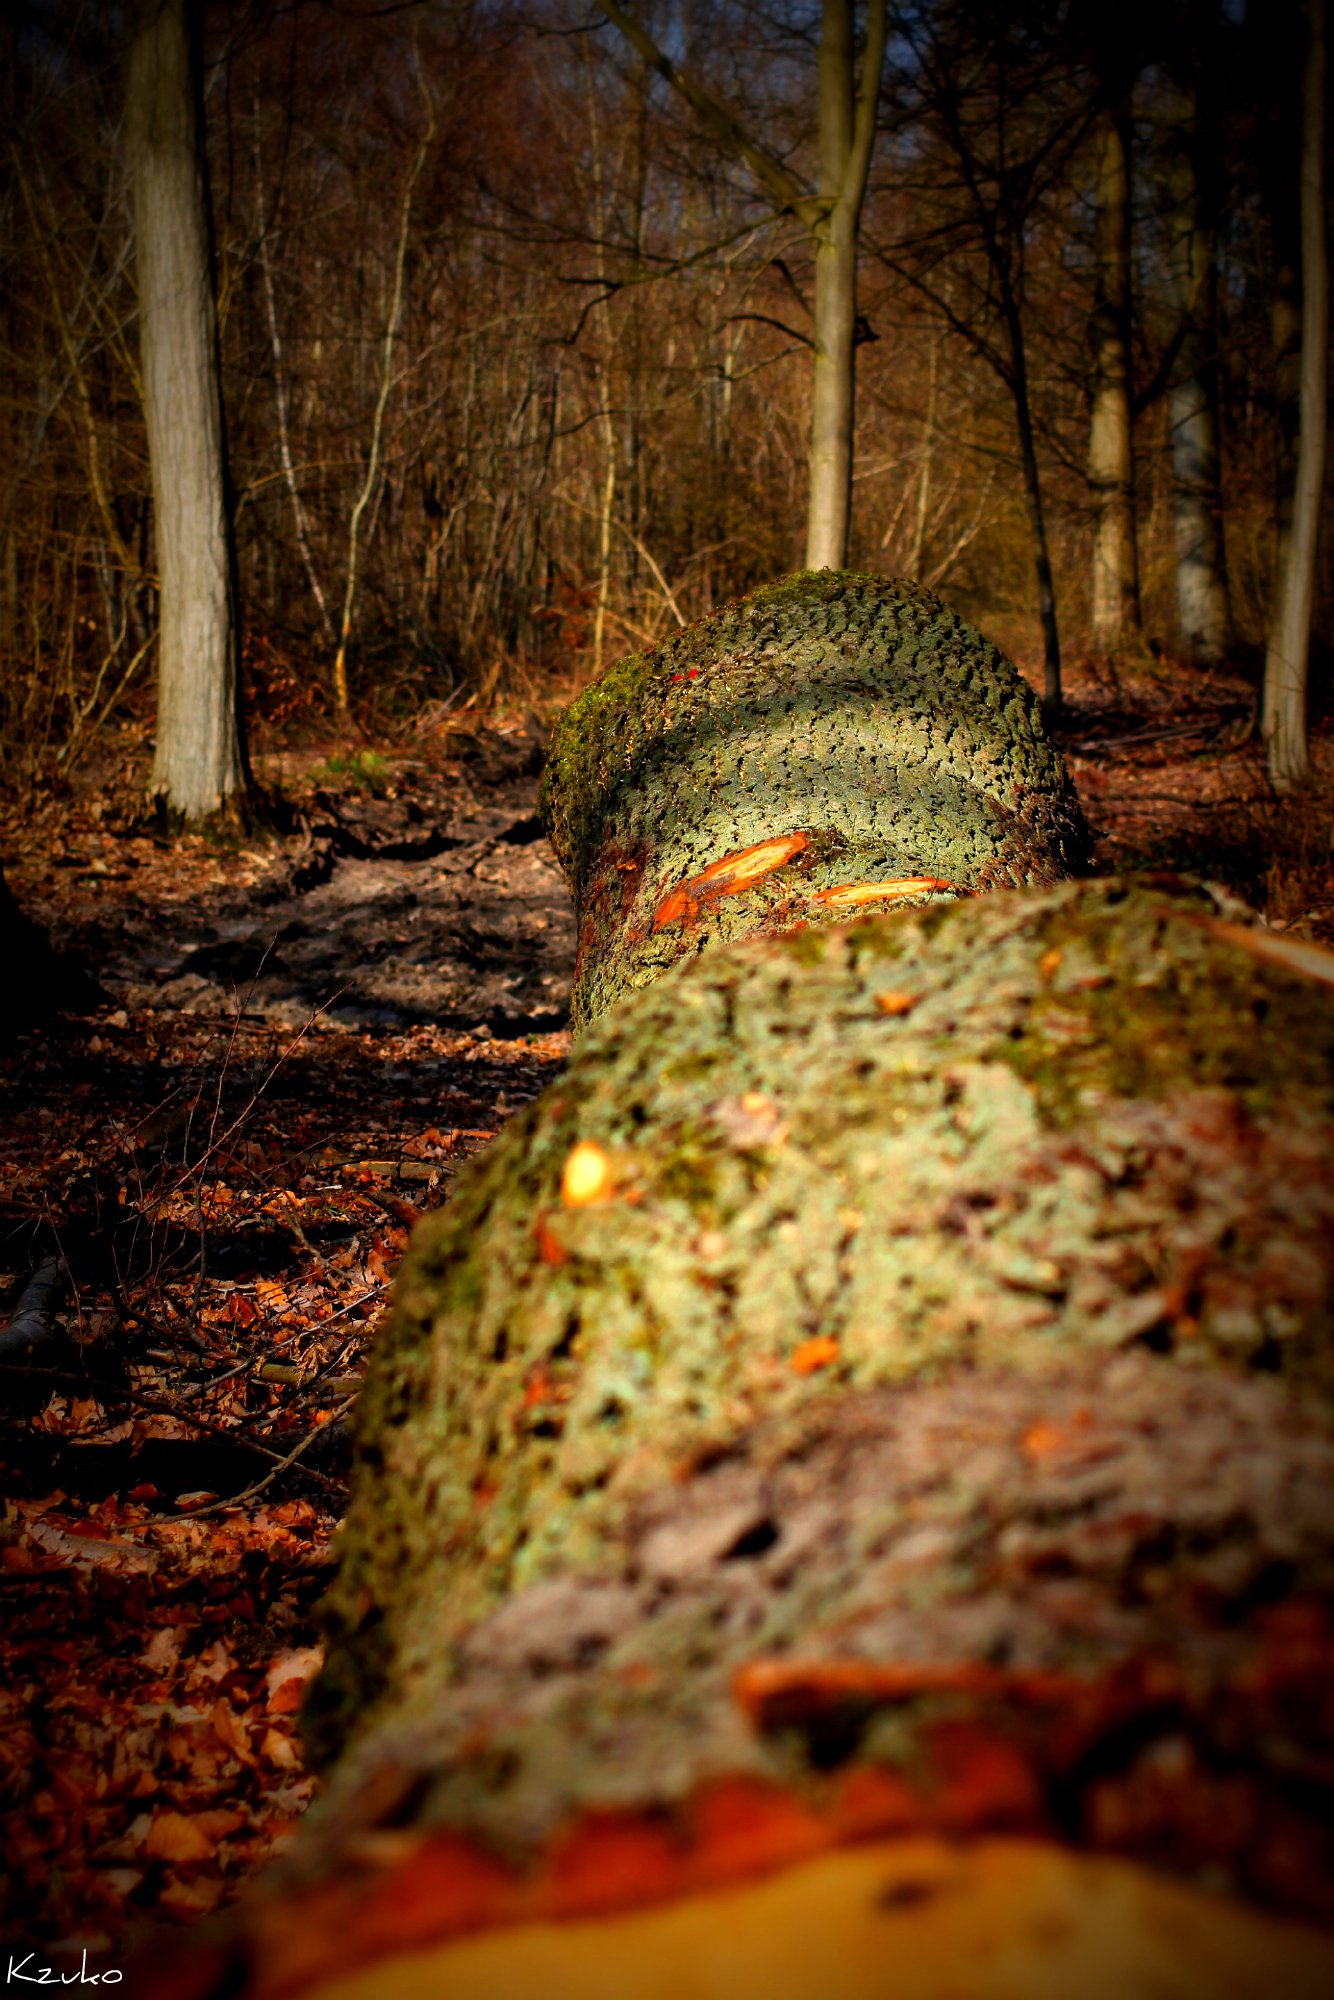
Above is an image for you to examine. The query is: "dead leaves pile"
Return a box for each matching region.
[0,779,569,1954]
[0,1489,327,1944]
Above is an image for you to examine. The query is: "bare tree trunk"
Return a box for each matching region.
[905,335,939,578]
[1167,76,1232,663]
[1264,0,1327,791]
[126,0,245,821]
[331,66,432,722]
[252,99,334,651]
[1000,283,1062,707]
[805,2,875,571]
[598,2,885,575]
[1087,107,1140,650]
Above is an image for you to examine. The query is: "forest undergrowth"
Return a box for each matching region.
[1,654,1331,1958]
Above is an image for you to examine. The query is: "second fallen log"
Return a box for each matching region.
[540,569,1089,1028]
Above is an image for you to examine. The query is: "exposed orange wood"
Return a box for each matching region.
[652,833,810,930]
[810,876,961,908]
[732,1657,1089,1729]
[561,1140,613,1206]
[790,1334,841,1374]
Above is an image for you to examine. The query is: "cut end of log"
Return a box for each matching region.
[143,1833,1334,2000]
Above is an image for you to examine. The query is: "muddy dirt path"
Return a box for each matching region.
[98,727,577,1037]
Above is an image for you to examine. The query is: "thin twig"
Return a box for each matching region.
[0,1366,346,1493]
[158,1399,354,1520]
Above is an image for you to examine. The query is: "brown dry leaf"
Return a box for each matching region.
[144,1810,218,1864]
[211,1700,256,1766]
[23,1521,151,1574]
[157,1873,225,1921]
[140,1626,183,1674]
[265,1644,323,1713]
[260,1725,299,1769]
[190,1640,236,1685]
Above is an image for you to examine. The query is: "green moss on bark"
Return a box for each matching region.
[539,570,1089,1029]
[309,878,1334,1772]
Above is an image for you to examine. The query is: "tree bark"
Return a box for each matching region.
[1087,107,1141,651]
[156,874,1334,2000]
[1008,309,1064,708]
[126,0,246,821]
[805,0,885,570]
[539,571,1088,1029]
[1166,73,1232,664]
[1263,0,1327,792]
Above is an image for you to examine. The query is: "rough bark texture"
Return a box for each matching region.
[127,0,246,821]
[307,876,1334,1846]
[804,1,886,571]
[541,572,1089,1030]
[162,875,1334,2000]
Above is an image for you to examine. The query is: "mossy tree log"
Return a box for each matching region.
[540,571,1089,1030]
[158,878,1334,2000]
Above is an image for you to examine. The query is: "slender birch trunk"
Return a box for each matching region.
[125,0,245,820]
[1263,0,1327,791]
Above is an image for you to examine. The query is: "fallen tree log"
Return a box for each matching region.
[540,570,1089,1028]
[153,873,1334,2000]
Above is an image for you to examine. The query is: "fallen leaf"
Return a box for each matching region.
[265,1645,324,1713]
[145,1810,217,1864]
[190,1640,236,1685]
[261,1726,299,1769]
[211,1700,256,1766]
[141,1627,183,1674]
[157,1873,224,1920]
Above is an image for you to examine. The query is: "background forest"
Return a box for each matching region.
[1,0,1327,774]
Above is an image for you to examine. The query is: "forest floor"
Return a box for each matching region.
[1,654,1331,1964]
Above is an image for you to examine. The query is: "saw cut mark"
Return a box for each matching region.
[732,1658,1088,1731]
[652,833,810,932]
[810,877,962,909]
[1199,917,1334,990]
